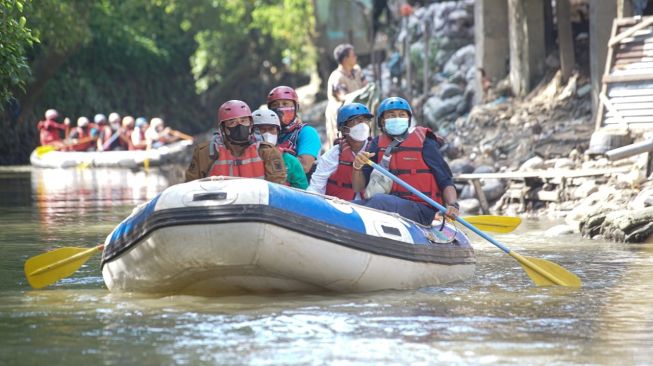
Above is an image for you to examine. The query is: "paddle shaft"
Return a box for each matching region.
[366,160,511,252]
[170,129,193,141]
[28,245,103,276]
[365,160,571,286]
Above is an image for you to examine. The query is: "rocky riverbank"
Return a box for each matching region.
[303,0,653,243]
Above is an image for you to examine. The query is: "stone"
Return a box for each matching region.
[519,156,545,171]
[459,198,480,215]
[438,82,464,99]
[544,224,575,236]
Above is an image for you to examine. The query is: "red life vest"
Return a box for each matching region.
[208,141,265,178]
[377,126,442,205]
[37,119,65,145]
[69,126,94,151]
[326,140,366,200]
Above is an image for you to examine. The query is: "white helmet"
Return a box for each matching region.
[94,114,107,124]
[77,116,89,127]
[45,109,58,120]
[252,108,281,128]
[122,116,135,128]
[150,117,164,129]
[108,112,121,124]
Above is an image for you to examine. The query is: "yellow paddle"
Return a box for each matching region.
[462,215,521,233]
[364,158,581,287]
[24,244,104,289]
[35,145,57,157]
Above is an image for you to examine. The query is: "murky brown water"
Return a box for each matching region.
[1,166,652,365]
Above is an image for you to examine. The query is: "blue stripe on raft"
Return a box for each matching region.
[404,223,430,245]
[267,184,366,233]
[108,194,161,246]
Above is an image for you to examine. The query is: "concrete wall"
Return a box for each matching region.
[474,0,510,103]
[508,0,546,96]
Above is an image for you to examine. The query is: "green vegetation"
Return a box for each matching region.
[0,0,37,109]
[1,0,316,164]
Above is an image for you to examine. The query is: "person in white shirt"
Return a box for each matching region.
[308,102,373,200]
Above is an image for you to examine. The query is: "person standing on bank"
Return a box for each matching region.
[351,97,459,226]
[308,103,373,200]
[185,100,286,184]
[325,44,368,149]
[252,108,308,189]
[267,86,321,175]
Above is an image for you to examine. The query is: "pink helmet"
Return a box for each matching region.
[217,100,252,125]
[267,86,299,106]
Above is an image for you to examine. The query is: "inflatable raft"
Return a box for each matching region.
[30,140,193,169]
[101,177,476,295]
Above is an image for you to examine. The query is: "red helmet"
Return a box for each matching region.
[217,100,252,124]
[267,86,299,107]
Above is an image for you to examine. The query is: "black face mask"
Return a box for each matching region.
[224,124,251,144]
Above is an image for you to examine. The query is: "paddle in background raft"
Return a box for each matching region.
[362,157,582,287]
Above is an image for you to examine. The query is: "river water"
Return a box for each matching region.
[1,166,652,365]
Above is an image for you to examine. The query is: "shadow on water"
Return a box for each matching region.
[1,167,652,365]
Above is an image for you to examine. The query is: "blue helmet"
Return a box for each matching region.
[376,97,412,126]
[336,103,373,128]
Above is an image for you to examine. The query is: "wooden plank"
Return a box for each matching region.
[605,116,653,123]
[617,42,653,51]
[612,68,653,76]
[603,73,653,83]
[611,95,653,103]
[606,109,653,117]
[613,61,653,69]
[600,93,628,124]
[614,50,653,59]
[609,18,653,47]
[608,87,653,97]
[609,101,653,109]
[596,20,620,131]
[470,179,490,215]
[456,167,630,180]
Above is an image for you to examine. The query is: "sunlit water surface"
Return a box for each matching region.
[1,166,652,365]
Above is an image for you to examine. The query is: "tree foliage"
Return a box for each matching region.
[1,0,317,164]
[0,0,37,110]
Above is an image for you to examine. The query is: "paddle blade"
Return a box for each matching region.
[35,145,56,157]
[510,252,582,287]
[463,215,522,233]
[24,246,101,289]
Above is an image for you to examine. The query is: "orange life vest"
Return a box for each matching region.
[377,126,442,205]
[326,139,367,200]
[208,141,265,178]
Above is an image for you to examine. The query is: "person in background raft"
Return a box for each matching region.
[307,103,373,200]
[145,117,179,149]
[95,113,114,151]
[185,100,287,184]
[130,117,148,150]
[37,109,69,147]
[252,109,308,189]
[351,97,459,226]
[68,116,98,151]
[325,44,368,149]
[266,86,321,176]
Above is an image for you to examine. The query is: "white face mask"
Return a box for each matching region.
[347,123,370,142]
[261,132,278,145]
